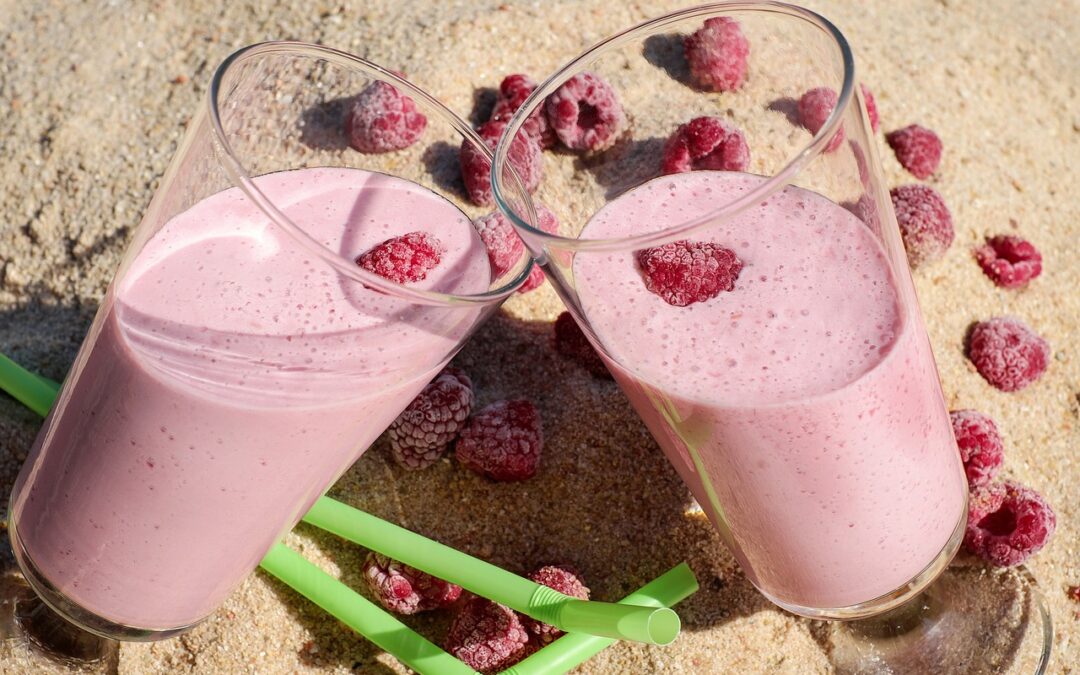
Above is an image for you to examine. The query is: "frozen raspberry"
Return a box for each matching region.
[362,552,462,615]
[798,87,844,152]
[387,368,474,470]
[545,72,625,152]
[344,81,427,153]
[949,410,1004,488]
[525,565,590,643]
[967,317,1050,392]
[860,84,880,133]
[974,235,1043,289]
[886,124,942,179]
[965,481,1056,567]
[356,232,444,284]
[553,312,611,379]
[473,204,558,294]
[890,184,954,267]
[661,116,750,175]
[455,399,543,481]
[445,598,530,674]
[460,119,542,207]
[490,74,555,149]
[683,17,749,92]
[636,240,743,307]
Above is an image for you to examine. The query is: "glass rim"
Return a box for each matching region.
[207,41,534,307]
[491,1,856,253]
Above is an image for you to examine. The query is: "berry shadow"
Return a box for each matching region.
[468,86,498,127]
[420,141,466,199]
[765,97,801,126]
[575,136,666,199]
[642,33,692,88]
[298,95,355,152]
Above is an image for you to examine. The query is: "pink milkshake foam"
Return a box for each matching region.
[574,171,966,610]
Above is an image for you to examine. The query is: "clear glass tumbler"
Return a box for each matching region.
[494,3,1052,672]
[7,41,534,651]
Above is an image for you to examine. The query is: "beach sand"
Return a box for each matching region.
[0,0,1077,672]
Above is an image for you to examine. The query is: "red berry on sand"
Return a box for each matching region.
[886,124,942,179]
[445,598,530,674]
[525,565,590,643]
[661,116,750,175]
[356,232,444,284]
[546,72,626,152]
[974,235,1043,289]
[491,74,555,149]
[362,552,462,614]
[637,240,743,307]
[553,311,612,379]
[344,81,428,153]
[456,399,543,481]
[798,87,844,152]
[473,204,558,294]
[860,83,879,133]
[388,368,474,470]
[965,481,1056,567]
[889,184,954,267]
[949,410,1005,488]
[967,317,1050,392]
[461,120,542,207]
[684,17,750,92]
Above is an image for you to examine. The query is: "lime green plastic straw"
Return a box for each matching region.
[502,562,698,675]
[303,497,680,646]
[0,354,690,650]
[259,543,477,675]
[0,353,58,418]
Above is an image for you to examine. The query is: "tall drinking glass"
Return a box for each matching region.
[5,42,535,661]
[492,3,1051,671]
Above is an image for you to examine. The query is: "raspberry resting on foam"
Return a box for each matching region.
[355,232,444,284]
[636,240,743,307]
[387,367,474,470]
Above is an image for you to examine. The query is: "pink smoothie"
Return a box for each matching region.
[574,172,966,611]
[11,167,489,630]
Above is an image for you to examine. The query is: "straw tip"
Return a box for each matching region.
[646,607,680,645]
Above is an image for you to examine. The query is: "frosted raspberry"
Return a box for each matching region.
[445,598,529,674]
[553,311,611,379]
[965,481,1056,567]
[387,368,473,470]
[974,235,1043,289]
[460,120,542,207]
[661,116,750,175]
[890,184,954,267]
[636,240,743,307]
[860,84,879,133]
[545,72,626,152]
[967,317,1050,392]
[344,81,428,153]
[490,74,555,149]
[683,17,749,92]
[473,204,558,294]
[949,410,1004,488]
[798,87,844,152]
[456,400,543,481]
[525,565,590,643]
[886,124,942,179]
[362,552,462,615]
[356,232,445,284]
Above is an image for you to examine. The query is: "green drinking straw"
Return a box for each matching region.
[0,353,697,663]
[303,497,681,646]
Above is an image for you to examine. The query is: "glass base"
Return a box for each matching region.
[8,515,201,642]
[766,498,967,621]
[813,561,1053,674]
